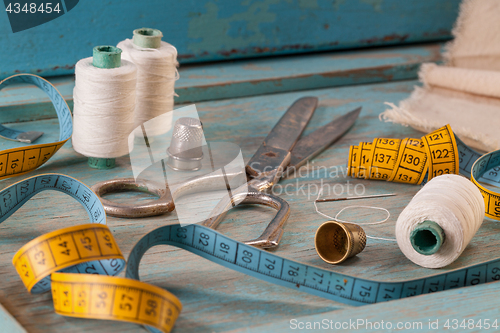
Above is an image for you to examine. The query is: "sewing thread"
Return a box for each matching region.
[315,187,396,242]
[117,39,178,136]
[396,174,485,268]
[72,57,137,158]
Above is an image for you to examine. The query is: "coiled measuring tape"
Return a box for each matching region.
[3,174,180,333]
[348,124,500,220]
[51,272,181,333]
[0,74,72,180]
[127,223,500,307]
[4,168,500,330]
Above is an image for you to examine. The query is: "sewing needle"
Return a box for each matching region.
[315,193,397,202]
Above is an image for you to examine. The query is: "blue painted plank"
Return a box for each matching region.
[0,43,441,123]
[0,0,459,79]
[176,43,441,103]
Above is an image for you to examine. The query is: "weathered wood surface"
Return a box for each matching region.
[0,44,441,123]
[0,0,459,79]
[238,280,500,332]
[176,44,441,103]
[1,79,499,332]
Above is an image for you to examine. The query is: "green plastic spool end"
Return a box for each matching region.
[133,28,163,49]
[89,46,123,169]
[92,45,122,69]
[88,157,116,170]
[410,220,445,255]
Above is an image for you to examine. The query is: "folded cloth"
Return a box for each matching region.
[380,0,500,152]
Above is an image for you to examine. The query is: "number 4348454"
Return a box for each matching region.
[444,319,498,330]
[6,2,61,14]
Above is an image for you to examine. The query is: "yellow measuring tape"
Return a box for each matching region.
[3,174,181,333]
[12,224,123,293]
[0,74,72,180]
[348,124,500,220]
[51,273,181,333]
[1,74,181,332]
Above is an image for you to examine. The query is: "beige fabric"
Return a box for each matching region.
[444,0,500,70]
[380,0,500,152]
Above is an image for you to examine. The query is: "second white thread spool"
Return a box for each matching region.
[396,174,485,268]
[117,28,178,137]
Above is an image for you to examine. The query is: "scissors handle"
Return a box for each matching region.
[201,180,290,249]
[91,170,246,218]
[92,174,290,249]
[91,178,174,218]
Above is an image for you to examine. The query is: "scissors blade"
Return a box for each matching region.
[246,97,318,177]
[287,107,361,170]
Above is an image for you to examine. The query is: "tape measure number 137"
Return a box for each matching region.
[348,124,500,220]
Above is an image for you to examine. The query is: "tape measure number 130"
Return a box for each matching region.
[348,124,500,220]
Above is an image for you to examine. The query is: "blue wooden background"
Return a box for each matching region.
[0,0,460,79]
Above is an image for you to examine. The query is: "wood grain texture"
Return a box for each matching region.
[0,0,459,79]
[1,79,499,332]
[0,44,441,123]
[236,281,500,332]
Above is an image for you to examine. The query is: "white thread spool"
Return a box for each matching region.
[72,46,137,166]
[117,28,178,137]
[396,174,485,268]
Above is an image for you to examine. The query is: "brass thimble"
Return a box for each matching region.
[314,221,366,264]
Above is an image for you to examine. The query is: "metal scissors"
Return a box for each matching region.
[92,97,361,248]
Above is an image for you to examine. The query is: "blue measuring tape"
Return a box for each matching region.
[3,170,500,330]
[124,131,500,308]
[126,222,500,307]
[1,174,124,294]
[0,146,487,310]
[0,74,72,180]
[6,174,496,323]
[3,174,181,333]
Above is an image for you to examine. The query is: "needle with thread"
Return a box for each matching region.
[315,193,396,203]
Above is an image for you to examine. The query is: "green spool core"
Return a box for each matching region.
[88,157,115,170]
[410,220,445,255]
[92,45,122,69]
[133,28,163,48]
[89,45,122,169]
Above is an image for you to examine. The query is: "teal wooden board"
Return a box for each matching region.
[176,43,441,103]
[0,79,499,332]
[0,43,441,123]
[238,281,500,332]
[0,0,459,79]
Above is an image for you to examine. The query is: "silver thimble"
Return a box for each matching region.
[166,117,204,171]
